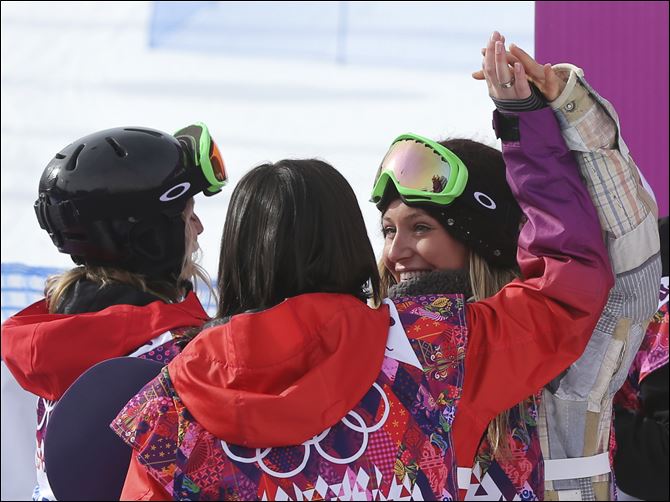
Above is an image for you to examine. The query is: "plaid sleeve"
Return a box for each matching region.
[548,64,659,273]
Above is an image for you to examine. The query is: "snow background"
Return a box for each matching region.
[1,1,534,498]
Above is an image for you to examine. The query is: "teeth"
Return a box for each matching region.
[398,270,431,282]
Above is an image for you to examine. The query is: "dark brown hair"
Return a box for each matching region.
[217,159,381,317]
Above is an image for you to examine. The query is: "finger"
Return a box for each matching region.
[483,38,496,82]
[481,56,490,82]
[514,62,531,99]
[480,45,516,81]
[495,41,513,85]
[481,47,520,65]
[509,44,544,80]
[480,55,495,94]
[505,52,520,65]
[508,43,533,61]
[543,63,562,101]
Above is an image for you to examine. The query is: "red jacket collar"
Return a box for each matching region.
[169,293,390,447]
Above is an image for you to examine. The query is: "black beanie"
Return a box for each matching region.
[379,139,522,269]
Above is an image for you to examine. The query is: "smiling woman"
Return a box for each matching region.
[376,135,521,302]
[371,29,661,500]
[382,199,469,280]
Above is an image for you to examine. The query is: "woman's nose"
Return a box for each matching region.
[386,231,412,264]
[192,213,204,235]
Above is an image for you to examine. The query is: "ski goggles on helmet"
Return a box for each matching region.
[371,133,468,207]
[174,122,228,195]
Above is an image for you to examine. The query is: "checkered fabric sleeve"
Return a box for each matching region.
[548,64,659,274]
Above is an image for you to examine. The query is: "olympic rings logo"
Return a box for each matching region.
[220,382,390,479]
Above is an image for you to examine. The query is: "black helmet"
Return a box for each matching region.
[34,125,226,280]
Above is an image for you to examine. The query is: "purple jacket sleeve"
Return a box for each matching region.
[456,108,614,465]
[500,107,612,289]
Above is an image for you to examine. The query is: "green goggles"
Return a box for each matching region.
[371,133,468,206]
[174,122,228,195]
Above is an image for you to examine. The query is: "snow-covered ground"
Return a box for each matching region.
[1,1,533,498]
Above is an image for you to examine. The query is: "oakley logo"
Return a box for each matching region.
[474,191,496,210]
[160,182,191,202]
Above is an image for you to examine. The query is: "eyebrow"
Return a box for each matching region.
[382,209,434,223]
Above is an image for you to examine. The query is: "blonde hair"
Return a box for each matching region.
[181,208,218,307]
[45,208,217,314]
[380,249,530,458]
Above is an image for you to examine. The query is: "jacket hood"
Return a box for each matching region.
[1,292,208,400]
[168,293,390,448]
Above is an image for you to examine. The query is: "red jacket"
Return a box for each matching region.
[1,291,208,401]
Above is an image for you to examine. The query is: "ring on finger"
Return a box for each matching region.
[498,76,515,88]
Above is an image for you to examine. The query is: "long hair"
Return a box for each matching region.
[45,206,212,313]
[217,159,381,318]
[181,207,217,307]
[378,137,528,459]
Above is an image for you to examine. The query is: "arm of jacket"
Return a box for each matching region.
[121,455,172,501]
[614,364,670,501]
[453,107,614,464]
[548,63,659,274]
[538,66,662,469]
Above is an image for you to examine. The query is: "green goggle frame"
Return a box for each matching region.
[174,122,227,195]
[371,133,469,206]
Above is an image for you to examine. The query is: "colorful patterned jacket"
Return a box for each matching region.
[112,107,613,500]
[468,66,662,502]
[0,289,208,501]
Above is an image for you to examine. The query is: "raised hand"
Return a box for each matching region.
[479,31,531,100]
[508,44,565,101]
[472,34,566,102]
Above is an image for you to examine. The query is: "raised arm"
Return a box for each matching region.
[470,35,662,497]
[507,44,660,274]
[454,34,614,464]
